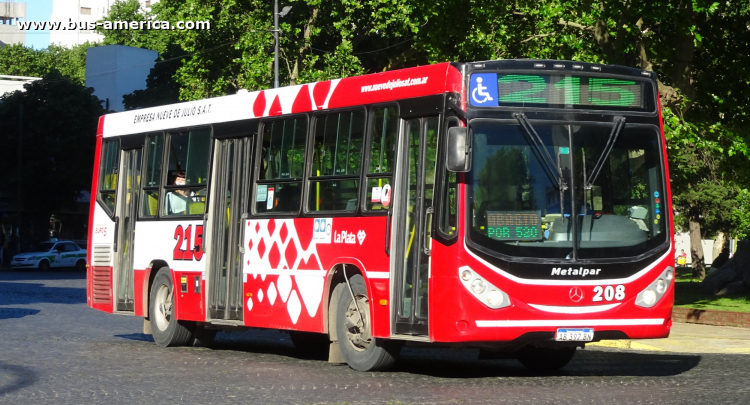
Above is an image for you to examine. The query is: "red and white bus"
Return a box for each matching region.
[88,59,674,372]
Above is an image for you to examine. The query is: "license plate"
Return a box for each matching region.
[555,328,594,341]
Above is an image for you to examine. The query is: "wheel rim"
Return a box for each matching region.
[344,294,371,352]
[153,283,173,332]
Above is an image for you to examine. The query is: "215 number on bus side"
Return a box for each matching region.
[173,224,204,261]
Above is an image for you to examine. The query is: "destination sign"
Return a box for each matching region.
[469,73,647,109]
[486,210,543,241]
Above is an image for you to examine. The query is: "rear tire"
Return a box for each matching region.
[335,274,399,371]
[516,346,576,373]
[38,260,50,272]
[149,267,194,347]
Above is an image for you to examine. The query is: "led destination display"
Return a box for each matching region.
[470,73,647,109]
[486,211,543,241]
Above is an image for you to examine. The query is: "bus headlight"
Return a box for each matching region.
[487,290,504,306]
[470,279,487,294]
[458,266,510,309]
[635,266,673,308]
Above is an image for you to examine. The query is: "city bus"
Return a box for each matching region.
[87,59,674,372]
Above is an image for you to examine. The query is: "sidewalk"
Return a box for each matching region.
[589,322,750,354]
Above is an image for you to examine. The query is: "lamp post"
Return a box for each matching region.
[273,0,292,88]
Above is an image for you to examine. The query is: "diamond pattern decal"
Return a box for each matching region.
[267,282,277,305]
[257,288,264,303]
[258,239,266,259]
[280,223,288,243]
[277,274,292,303]
[287,290,302,324]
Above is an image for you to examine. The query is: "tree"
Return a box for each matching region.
[0,42,96,84]
[0,72,105,239]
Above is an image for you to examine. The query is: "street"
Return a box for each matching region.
[2,271,749,404]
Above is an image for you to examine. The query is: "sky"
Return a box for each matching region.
[23,0,52,49]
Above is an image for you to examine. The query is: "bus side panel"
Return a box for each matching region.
[173,270,205,321]
[87,129,103,310]
[89,203,115,313]
[132,220,207,321]
[133,267,148,317]
[242,217,390,337]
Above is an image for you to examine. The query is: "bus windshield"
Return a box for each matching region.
[467,120,668,260]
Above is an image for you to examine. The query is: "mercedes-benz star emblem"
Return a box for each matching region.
[569,287,584,302]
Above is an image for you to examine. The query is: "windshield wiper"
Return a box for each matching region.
[585,116,625,189]
[513,113,566,191]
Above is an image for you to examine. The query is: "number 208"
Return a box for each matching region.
[592,285,625,302]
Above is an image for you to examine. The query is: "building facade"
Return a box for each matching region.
[0,1,25,47]
[50,0,156,48]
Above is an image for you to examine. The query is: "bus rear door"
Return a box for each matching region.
[207,137,253,322]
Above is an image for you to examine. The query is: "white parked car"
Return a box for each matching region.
[11,240,88,272]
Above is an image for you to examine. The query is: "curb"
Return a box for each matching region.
[672,307,750,328]
[587,340,665,351]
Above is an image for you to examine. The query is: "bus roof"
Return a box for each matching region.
[101,62,463,138]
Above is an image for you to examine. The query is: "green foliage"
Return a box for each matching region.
[0,43,95,84]
[0,72,105,216]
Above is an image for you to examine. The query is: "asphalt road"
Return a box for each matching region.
[2,271,749,404]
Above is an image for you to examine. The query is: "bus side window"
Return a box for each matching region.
[365,106,398,211]
[308,110,365,212]
[163,128,211,216]
[438,119,459,237]
[98,139,120,215]
[141,133,164,218]
[256,117,307,214]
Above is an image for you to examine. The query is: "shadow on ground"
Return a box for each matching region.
[0,308,41,320]
[0,363,38,396]
[122,328,703,378]
[0,282,86,305]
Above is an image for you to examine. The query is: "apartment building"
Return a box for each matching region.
[0,1,25,47]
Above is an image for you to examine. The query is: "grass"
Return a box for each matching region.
[673,266,750,313]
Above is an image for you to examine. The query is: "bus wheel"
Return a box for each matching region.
[516,346,576,373]
[75,260,86,272]
[335,274,399,371]
[149,267,194,347]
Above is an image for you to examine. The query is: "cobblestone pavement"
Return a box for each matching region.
[2,271,750,404]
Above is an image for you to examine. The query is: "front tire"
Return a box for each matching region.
[516,346,576,373]
[335,274,399,371]
[149,267,194,347]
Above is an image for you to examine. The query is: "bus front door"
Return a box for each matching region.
[392,117,439,336]
[114,148,142,313]
[208,138,252,321]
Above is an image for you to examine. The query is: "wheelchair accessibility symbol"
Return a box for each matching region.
[469,73,498,106]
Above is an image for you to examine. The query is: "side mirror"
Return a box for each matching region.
[447,126,471,172]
